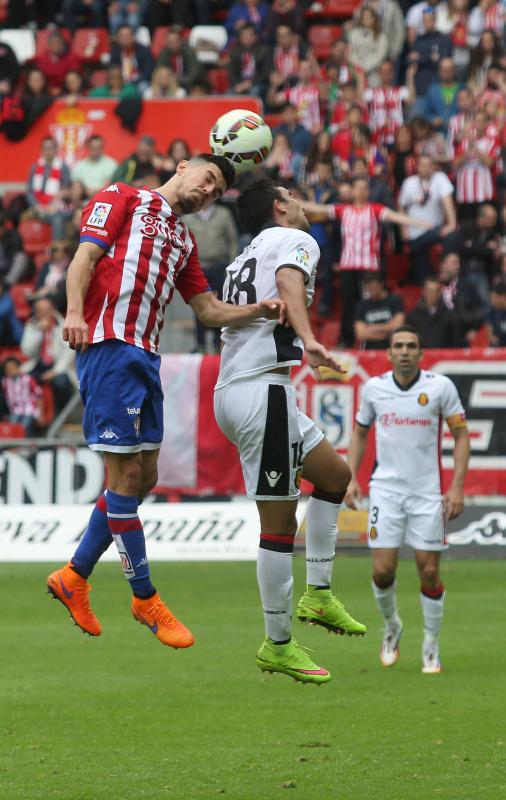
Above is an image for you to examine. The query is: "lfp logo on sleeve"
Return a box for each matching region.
[295,246,310,267]
[87,202,112,228]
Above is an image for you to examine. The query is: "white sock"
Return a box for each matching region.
[421,589,445,647]
[257,548,293,642]
[371,579,401,628]
[305,496,340,587]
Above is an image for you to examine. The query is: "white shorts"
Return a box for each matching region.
[214,373,324,501]
[367,486,447,552]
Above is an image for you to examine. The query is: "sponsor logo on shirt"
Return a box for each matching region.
[295,246,310,267]
[81,225,108,236]
[418,393,429,406]
[379,413,432,427]
[140,214,190,254]
[87,202,112,228]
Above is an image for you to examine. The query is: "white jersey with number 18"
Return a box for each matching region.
[215,226,319,389]
[356,369,466,498]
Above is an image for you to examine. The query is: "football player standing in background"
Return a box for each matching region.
[47,155,287,649]
[214,178,366,686]
[345,325,470,673]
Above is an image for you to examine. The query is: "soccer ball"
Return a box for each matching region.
[209,109,273,174]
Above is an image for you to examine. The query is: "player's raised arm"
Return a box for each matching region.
[382,208,433,230]
[64,241,105,352]
[188,292,287,327]
[344,423,370,508]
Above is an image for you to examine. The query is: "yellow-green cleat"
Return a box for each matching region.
[256,637,331,685]
[296,587,367,636]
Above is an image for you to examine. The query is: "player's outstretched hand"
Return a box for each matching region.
[258,298,287,325]
[344,478,362,509]
[64,310,89,352]
[443,485,464,520]
[305,340,347,380]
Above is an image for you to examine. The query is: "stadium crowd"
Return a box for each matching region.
[2,0,506,435]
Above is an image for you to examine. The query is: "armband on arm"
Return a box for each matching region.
[446,413,467,432]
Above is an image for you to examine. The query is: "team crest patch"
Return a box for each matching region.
[369,526,378,540]
[87,201,112,228]
[295,246,310,267]
[418,393,429,406]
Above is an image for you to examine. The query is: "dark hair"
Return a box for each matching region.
[237,177,284,235]
[389,323,423,348]
[362,270,383,284]
[194,153,235,190]
[2,356,20,367]
[88,134,103,144]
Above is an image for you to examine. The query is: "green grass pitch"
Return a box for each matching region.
[1,557,504,800]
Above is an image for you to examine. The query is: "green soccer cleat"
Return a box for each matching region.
[256,637,331,685]
[296,587,367,636]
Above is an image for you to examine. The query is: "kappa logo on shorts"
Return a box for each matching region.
[99,428,119,440]
[265,470,282,488]
[369,526,378,540]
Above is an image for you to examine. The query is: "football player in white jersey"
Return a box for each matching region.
[345,325,470,673]
[214,178,366,686]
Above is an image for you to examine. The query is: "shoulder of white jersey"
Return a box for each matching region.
[364,371,392,390]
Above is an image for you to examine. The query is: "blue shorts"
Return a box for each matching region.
[77,340,163,453]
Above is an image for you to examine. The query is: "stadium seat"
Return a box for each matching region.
[151,26,170,59]
[0,422,26,439]
[189,26,227,64]
[325,0,361,17]
[471,325,490,348]
[0,29,36,64]
[207,68,230,95]
[10,283,33,322]
[397,285,421,313]
[308,25,342,61]
[18,219,52,255]
[35,28,72,60]
[72,28,110,64]
[39,384,55,428]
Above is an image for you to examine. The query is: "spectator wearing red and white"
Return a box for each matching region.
[1,357,42,436]
[270,59,323,134]
[27,137,71,232]
[303,177,431,346]
[270,24,307,85]
[348,6,389,88]
[447,87,475,158]
[468,0,505,46]
[453,110,500,218]
[35,30,81,95]
[468,28,504,95]
[476,64,506,116]
[330,104,366,160]
[363,60,413,147]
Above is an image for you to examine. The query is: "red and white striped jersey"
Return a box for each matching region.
[80,183,209,353]
[329,203,389,270]
[285,83,321,132]
[454,135,500,203]
[1,374,42,417]
[363,86,409,146]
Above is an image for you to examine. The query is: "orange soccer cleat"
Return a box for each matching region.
[47,563,102,636]
[131,592,195,649]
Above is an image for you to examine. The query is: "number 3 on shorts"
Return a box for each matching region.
[369,505,379,541]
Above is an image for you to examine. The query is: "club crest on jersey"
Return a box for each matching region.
[87,202,112,228]
[418,393,429,406]
[295,246,310,267]
[369,526,378,540]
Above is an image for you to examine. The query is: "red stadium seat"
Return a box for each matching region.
[207,68,230,94]
[325,0,362,18]
[18,219,52,255]
[151,26,170,60]
[0,422,26,439]
[397,285,421,313]
[9,283,33,322]
[72,28,110,63]
[35,28,72,60]
[308,25,342,61]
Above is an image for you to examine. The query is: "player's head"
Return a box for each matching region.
[237,177,310,235]
[388,325,424,377]
[171,154,235,214]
